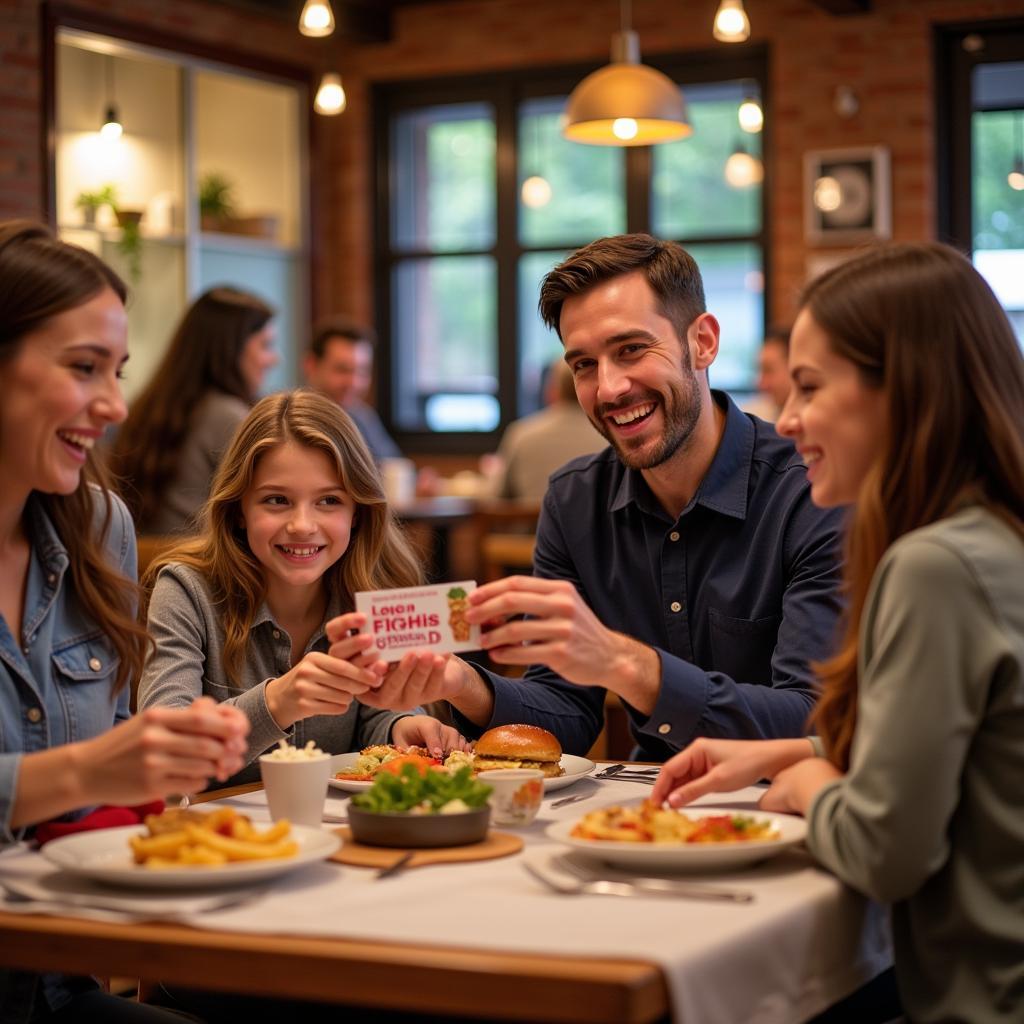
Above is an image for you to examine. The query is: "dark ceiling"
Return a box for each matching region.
[207,0,871,45]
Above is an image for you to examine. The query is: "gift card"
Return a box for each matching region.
[355,580,480,660]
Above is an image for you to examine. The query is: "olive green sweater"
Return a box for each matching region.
[807,506,1024,1023]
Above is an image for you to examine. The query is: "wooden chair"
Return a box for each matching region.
[135,534,180,581]
[472,499,541,582]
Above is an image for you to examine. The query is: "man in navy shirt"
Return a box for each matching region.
[364,234,843,759]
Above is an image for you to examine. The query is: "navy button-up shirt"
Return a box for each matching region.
[470,392,845,759]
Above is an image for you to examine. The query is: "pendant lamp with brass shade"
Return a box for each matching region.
[563,0,691,146]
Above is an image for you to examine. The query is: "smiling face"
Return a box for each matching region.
[239,440,355,603]
[756,338,791,410]
[777,309,887,507]
[0,287,128,500]
[560,272,705,471]
[239,322,279,397]
[304,337,373,408]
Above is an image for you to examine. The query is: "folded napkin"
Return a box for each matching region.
[34,801,165,847]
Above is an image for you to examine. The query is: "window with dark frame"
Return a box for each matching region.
[374,50,769,453]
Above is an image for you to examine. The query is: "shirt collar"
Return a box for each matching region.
[253,582,347,641]
[26,494,71,578]
[609,391,753,522]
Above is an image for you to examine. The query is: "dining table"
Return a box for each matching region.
[0,764,892,1023]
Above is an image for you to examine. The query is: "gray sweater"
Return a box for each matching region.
[807,506,1024,1023]
[138,563,406,786]
[140,392,249,534]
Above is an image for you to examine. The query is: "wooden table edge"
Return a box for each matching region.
[0,911,669,1023]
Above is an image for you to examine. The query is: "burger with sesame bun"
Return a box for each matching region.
[472,724,564,778]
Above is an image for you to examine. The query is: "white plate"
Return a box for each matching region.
[546,806,807,871]
[41,824,340,890]
[328,752,596,793]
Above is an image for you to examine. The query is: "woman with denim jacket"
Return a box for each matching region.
[0,221,249,1023]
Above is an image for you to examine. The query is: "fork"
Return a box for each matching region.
[556,857,754,903]
[550,791,591,809]
[523,863,754,902]
[523,862,637,898]
[594,765,659,779]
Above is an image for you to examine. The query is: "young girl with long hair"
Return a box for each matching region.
[652,242,1024,1023]
[0,221,247,1022]
[138,389,465,783]
[109,285,277,533]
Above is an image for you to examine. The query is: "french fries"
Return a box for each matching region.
[130,806,299,868]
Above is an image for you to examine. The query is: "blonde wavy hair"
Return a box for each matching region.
[146,389,423,683]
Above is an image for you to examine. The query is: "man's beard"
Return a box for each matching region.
[593,367,704,471]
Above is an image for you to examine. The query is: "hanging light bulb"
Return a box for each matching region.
[314,73,346,116]
[100,105,123,140]
[1010,114,1024,191]
[1010,160,1024,192]
[738,97,763,133]
[299,0,335,37]
[99,57,123,140]
[724,142,763,188]
[713,0,751,43]
[521,175,553,208]
[563,0,691,146]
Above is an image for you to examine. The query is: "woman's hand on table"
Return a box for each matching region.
[652,738,817,808]
[759,757,842,816]
[391,714,472,759]
[73,697,250,804]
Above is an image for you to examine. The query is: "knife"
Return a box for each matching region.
[375,850,414,879]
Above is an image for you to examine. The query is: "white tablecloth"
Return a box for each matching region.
[3,771,892,1023]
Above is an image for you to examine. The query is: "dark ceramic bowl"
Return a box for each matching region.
[347,804,490,848]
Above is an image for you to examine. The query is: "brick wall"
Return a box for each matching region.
[4,0,1023,329]
[333,0,1024,323]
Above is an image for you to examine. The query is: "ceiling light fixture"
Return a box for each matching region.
[724,140,763,188]
[713,0,751,43]
[100,56,122,140]
[563,0,691,147]
[521,108,553,208]
[738,95,763,133]
[1009,112,1024,191]
[299,0,335,38]
[314,72,346,115]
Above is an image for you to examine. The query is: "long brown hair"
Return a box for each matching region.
[805,243,1024,767]
[0,220,149,694]
[146,389,423,683]
[110,286,273,527]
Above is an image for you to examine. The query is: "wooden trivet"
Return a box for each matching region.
[329,827,523,869]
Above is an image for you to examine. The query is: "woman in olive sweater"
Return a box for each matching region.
[653,242,1024,1024]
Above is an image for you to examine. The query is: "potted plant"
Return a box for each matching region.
[199,172,236,232]
[115,215,142,284]
[74,184,117,227]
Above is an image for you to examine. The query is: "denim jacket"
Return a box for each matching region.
[0,489,135,1020]
[0,490,135,844]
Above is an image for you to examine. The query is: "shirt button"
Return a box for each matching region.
[669,531,680,542]
[657,723,671,735]
[89,657,102,671]
[670,601,682,613]
[272,630,281,640]
[47,573,56,585]
[27,708,42,723]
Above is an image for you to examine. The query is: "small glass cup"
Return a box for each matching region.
[258,752,333,828]
[478,769,545,827]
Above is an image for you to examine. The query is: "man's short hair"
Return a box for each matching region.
[764,324,791,351]
[538,233,706,345]
[309,316,376,360]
